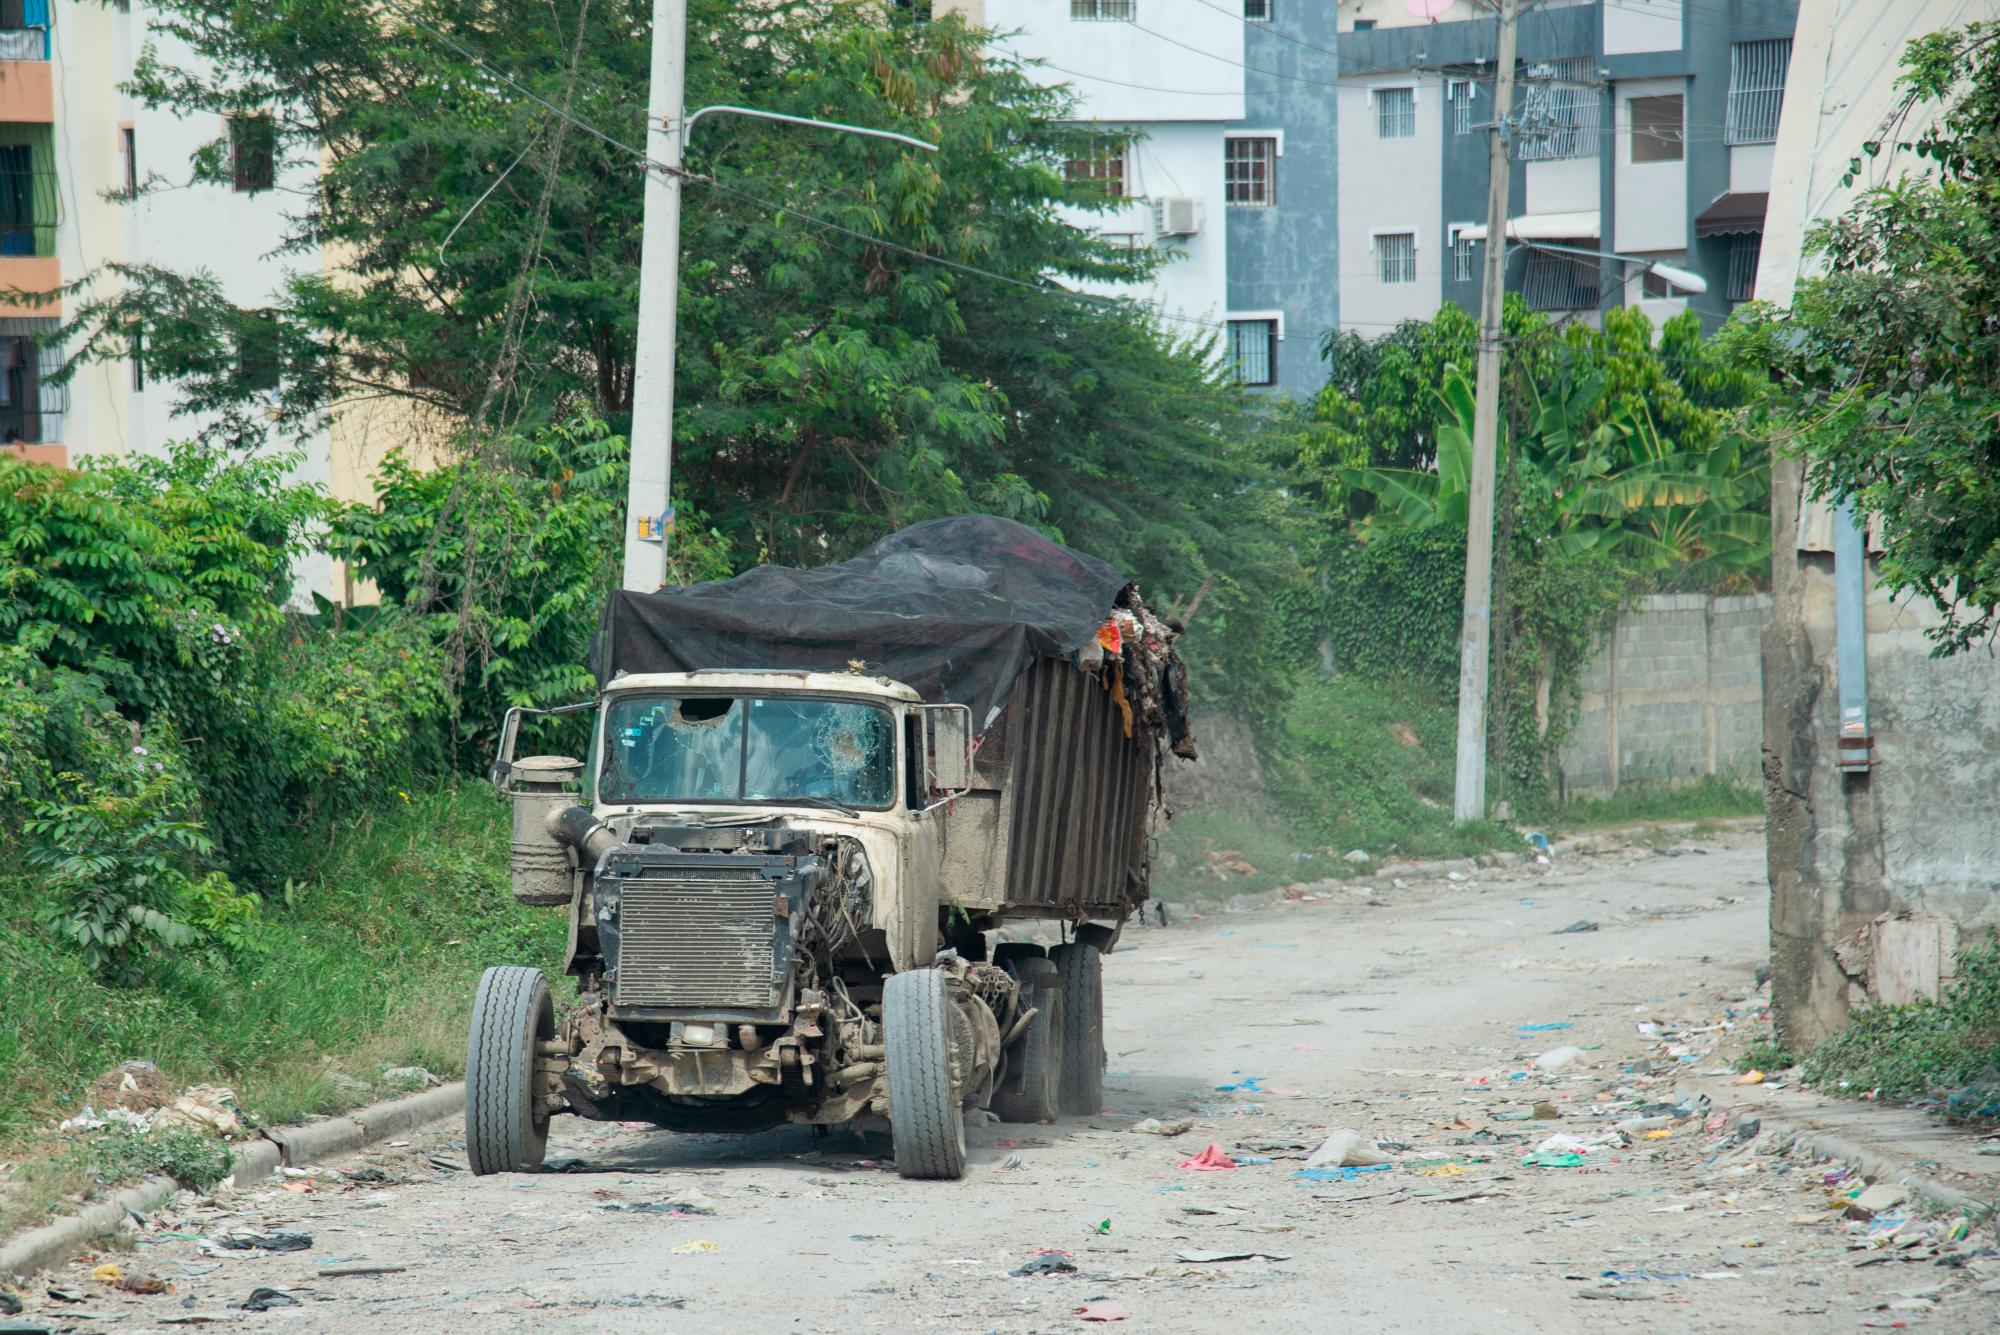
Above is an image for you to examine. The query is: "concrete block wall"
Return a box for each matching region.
[1557,593,1773,797]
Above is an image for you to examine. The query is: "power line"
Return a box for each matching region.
[1127,19,1346,91]
[1189,0,1343,60]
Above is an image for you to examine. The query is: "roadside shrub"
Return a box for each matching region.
[76,1124,235,1192]
[1803,930,2000,1120]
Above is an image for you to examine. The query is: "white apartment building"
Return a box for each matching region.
[945,1,1245,339]
[1,2,343,597]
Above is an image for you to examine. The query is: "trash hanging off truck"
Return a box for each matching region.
[473,514,1198,1181]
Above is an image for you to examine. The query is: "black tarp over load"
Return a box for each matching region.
[592,515,1195,756]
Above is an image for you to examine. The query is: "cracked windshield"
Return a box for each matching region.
[599,694,895,808]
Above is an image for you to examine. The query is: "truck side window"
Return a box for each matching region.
[905,713,925,809]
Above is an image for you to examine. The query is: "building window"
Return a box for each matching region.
[1070,0,1134,19]
[1064,144,1126,199]
[1449,225,1477,283]
[0,337,39,443]
[1629,95,1684,163]
[1727,38,1791,145]
[1376,87,1415,140]
[230,114,275,193]
[1523,249,1600,311]
[1224,137,1276,207]
[1448,79,1474,135]
[0,139,55,257]
[1376,232,1415,284]
[235,309,281,391]
[1516,56,1599,161]
[120,126,136,194]
[1243,0,1270,19]
[1353,18,1375,30]
[1227,318,1277,387]
[129,325,144,391]
[1727,234,1761,302]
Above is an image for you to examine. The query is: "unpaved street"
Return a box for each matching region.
[37,832,2000,1332]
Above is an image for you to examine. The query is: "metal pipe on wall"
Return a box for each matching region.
[1833,498,1873,772]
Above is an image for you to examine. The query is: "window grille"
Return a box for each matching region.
[1064,145,1126,199]
[1727,234,1761,302]
[1243,0,1270,20]
[1224,137,1276,206]
[1522,250,1600,310]
[1070,0,1134,19]
[1450,227,1477,283]
[1227,319,1276,386]
[1516,56,1598,162]
[1376,232,1415,284]
[1448,79,1474,135]
[1376,87,1415,140]
[1727,39,1790,145]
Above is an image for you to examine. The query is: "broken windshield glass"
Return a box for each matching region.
[598,694,896,809]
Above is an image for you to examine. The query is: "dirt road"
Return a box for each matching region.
[30,832,2000,1332]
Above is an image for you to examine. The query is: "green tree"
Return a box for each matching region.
[1752,23,2000,653]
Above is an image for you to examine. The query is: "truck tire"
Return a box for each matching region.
[1050,942,1105,1117]
[884,968,967,1180]
[992,960,1063,1124]
[465,966,554,1176]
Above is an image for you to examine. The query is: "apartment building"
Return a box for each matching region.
[0,2,340,596]
[1337,0,1799,333]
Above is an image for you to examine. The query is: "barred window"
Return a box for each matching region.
[1376,87,1415,140]
[1064,145,1126,199]
[1727,39,1790,145]
[1448,79,1474,135]
[1224,137,1276,207]
[1071,0,1134,19]
[1516,56,1599,162]
[1727,234,1762,302]
[1522,250,1600,311]
[1449,226,1477,283]
[1244,0,1270,19]
[1376,232,1415,284]
[1227,319,1277,387]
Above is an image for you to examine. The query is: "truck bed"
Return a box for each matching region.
[938,657,1155,920]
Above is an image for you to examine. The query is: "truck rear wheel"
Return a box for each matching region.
[885,968,967,1180]
[992,959,1063,1123]
[1050,942,1105,1117]
[465,966,554,1176]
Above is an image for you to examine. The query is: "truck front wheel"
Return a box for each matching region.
[1050,942,1105,1116]
[465,966,554,1176]
[884,968,967,1180]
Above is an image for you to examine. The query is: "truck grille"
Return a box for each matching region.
[613,869,778,1009]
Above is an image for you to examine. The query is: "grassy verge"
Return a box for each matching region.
[1546,774,1764,832]
[0,782,564,1233]
[1800,931,2000,1123]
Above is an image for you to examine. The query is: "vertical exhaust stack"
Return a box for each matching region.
[505,755,583,906]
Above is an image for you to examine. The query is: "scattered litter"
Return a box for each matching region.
[1293,1165,1394,1183]
[1231,1154,1274,1166]
[1846,1184,1910,1220]
[1129,1118,1192,1137]
[1411,1163,1469,1178]
[1577,1288,1655,1302]
[342,1167,395,1184]
[996,1154,1027,1172]
[1305,1131,1391,1168]
[426,1155,467,1172]
[1012,1252,1077,1277]
[317,1263,407,1277]
[1737,1069,1765,1085]
[1214,1076,1265,1093]
[1556,921,1598,934]
[1177,1145,1237,1171]
[1532,1102,1562,1120]
[1534,1046,1586,1071]
[237,1289,301,1312]
[212,1230,313,1254]
[1517,1022,1573,1032]
[1522,1152,1588,1168]
[1076,1300,1131,1323]
[1175,1248,1291,1264]
[670,1240,719,1255]
[1093,1219,1111,1235]
[1602,1269,1689,1283]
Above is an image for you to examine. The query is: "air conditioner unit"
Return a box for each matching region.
[1153,196,1203,239]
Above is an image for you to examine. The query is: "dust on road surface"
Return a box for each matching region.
[30,832,2000,1332]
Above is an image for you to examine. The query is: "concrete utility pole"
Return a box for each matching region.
[1452,0,1519,823]
[622,0,687,593]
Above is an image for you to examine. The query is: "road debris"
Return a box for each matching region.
[1177,1145,1237,1170]
[1012,1252,1078,1277]
[1305,1131,1391,1168]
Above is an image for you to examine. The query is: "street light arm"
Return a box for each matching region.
[682,104,939,153]
[1518,240,1708,295]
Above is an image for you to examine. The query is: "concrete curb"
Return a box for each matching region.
[1723,1103,2000,1229]
[1,1082,465,1281]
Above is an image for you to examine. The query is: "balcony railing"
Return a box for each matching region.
[0,169,57,257]
[1522,250,1602,311]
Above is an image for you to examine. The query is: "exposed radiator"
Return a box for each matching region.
[612,869,779,1009]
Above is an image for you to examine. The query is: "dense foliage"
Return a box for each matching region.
[1752,24,2000,653]
[1291,304,1767,807]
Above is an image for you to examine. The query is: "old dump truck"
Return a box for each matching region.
[471,515,1196,1180]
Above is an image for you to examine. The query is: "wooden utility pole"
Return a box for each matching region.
[621,0,687,592]
[1452,0,1519,823]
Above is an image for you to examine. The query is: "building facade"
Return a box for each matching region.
[1336,0,1798,335]
[0,2,344,598]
